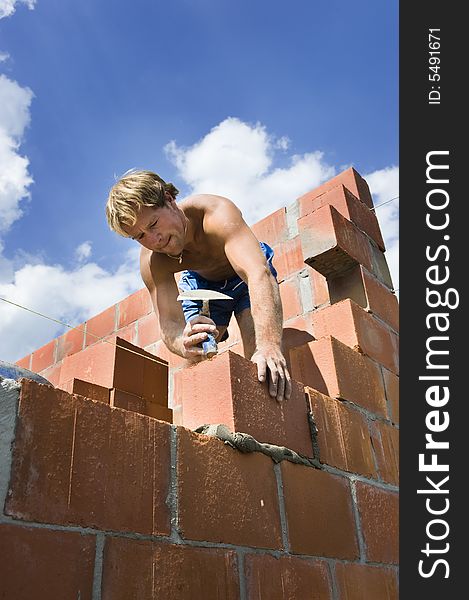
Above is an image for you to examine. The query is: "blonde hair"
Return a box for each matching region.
[105,169,179,237]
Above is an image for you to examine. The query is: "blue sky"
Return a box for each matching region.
[0,0,398,362]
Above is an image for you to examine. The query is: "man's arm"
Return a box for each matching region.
[208,199,292,401]
[140,250,218,359]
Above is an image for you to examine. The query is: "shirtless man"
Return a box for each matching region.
[106,170,291,401]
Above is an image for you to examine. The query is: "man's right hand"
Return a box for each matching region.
[181,315,219,359]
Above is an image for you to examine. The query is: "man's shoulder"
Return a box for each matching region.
[180,193,238,213]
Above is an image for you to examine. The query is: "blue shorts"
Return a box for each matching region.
[178,242,277,342]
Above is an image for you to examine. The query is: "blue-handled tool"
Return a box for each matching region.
[176,289,231,358]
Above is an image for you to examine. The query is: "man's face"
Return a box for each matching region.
[123,196,185,254]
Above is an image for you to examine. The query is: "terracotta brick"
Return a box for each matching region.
[110,388,146,412]
[299,184,385,250]
[251,207,288,247]
[56,325,85,361]
[281,462,359,558]
[312,299,399,375]
[245,554,332,599]
[355,482,399,564]
[40,362,62,387]
[307,388,376,477]
[282,314,315,366]
[178,427,282,549]
[299,205,373,278]
[30,339,56,373]
[15,354,32,370]
[382,368,399,424]
[71,378,110,403]
[329,265,399,331]
[297,167,374,209]
[0,524,95,600]
[6,380,171,535]
[290,336,388,417]
[110,389,173,422]
[58,337,169,402]
[137,311,161,348]
[370,243,394,289]
[176,351,314,458]
[370,421,399,485]
[334,563,398,600]
[142,349,169,406]
[115,321,138,345]
[279,277,303,320]
[85,305,116,347]
[118,287,152,328]
[102,537,239,600]
[145,402,173,423]
[273,236,305,282]
[309,266,330,307]
[58,339,117,389]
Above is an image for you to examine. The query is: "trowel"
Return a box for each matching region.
[176,289,232,357]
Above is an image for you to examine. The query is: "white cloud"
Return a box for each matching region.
[165,117,336,224]
[0,0,35,19]
[0,248,141,362]
[75,241,92,262]
[0,51,10,62]
[0,74,34,233]
[365,166,399,292]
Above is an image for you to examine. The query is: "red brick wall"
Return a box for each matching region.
[5,167,399,598]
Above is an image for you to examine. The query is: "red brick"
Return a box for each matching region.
[115,321,138,345]
[299,184,385,250]
[178,427,282,548]
[58,337,169,401]
[370,421,399,485]
[329,265,399,331]
[307,388,376,477]
[15,354,32,370]
[251,207,288,247]
[382,368,399,424]
[110,389,172,422]
[273,236,305,282]
[281,462,359,558]
[102,537,239,600]
[110,388,146,412]
[245,554,332,599]
[6,380,171,535]
[299,205,373,278]
[30,339,57,373]
[142,349,168,406]
[290,336,388,417]
[312,299,399,374]
[355,482,399,563]
[56,325,85,361]
[85,305,116,347]
[71,378,110,403]
[118,287,152,328]
[40,362,62,387]
[145,402,173,423]
[297,167,374,209]
[334,563,398,600]
[58,339,117,389]
[137,311,161,348]
[0,524,95,600]
[370,243,394,289]
[282,314,315,365]
[279,277,303,320]
[309,266,330,306]
[177,351,314,458]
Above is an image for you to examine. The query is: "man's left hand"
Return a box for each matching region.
[251,345,292,402]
